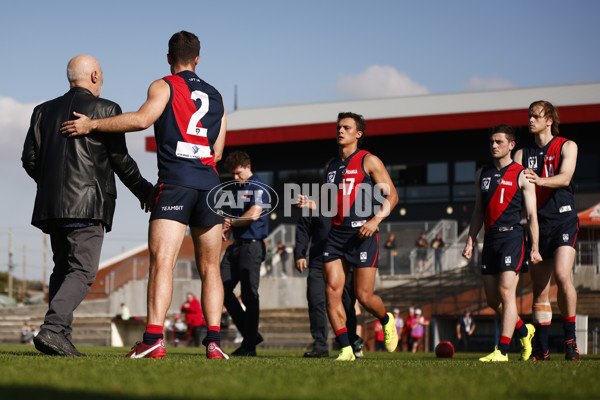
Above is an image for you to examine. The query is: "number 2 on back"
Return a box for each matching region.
[186,90,209,137]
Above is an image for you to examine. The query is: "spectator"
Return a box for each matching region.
[21,323,32,344]
[374,321,385,351]
[120,303,130,320]
[173,314,187,346]
[405,307,416,351]
[456,308,476,352]
[384,233,397,273]
[430,233,445,274]
[393,308,404,351]
[181,293,205,347]
[409,308,429,352]
[163,317,173,344]
[416,233,428,272]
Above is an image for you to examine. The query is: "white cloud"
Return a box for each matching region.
[337,65,429,99]
[0,96,39,153]
[463,75,517,91]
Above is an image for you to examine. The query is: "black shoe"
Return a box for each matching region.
[231,347,257,357]
[257,332,264,346]
[304,349,329,358]
[565,340,580,361]
[353,337,365,358]
[34,328,85,357]
[530,347,550,361]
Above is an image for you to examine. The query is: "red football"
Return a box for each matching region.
[435,341,455,358]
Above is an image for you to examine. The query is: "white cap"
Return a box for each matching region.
[415,308,422,314]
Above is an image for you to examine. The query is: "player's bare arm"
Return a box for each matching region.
[463,169,483,260]
[513,148,523,165]
[523,140,578,189]
[519,171,542,264]
[230,205,264,227]
[359,154,399,239]
[212,101,227,163]
[61,79,170,136]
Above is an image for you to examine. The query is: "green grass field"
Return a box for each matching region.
[1,345,599,400]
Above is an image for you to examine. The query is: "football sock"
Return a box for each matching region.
[498,336,511,355]
[143,324,164,345]
[203,326,221,347]
[535,324,550,353]
[336,327,350,348]
[379,311,390,326]
[563,316,576,342]
[515,318,528,338]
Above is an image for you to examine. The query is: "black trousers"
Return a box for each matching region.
[221,241,265,351]
[307,261,358,351]
[43,225,104,339]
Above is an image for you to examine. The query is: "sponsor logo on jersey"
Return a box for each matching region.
[327,171,336,183]
[162,205,184,211]
[176,141,211,159]
[344,169,358,175]
[563,234,569,242]
[559,205,572,213]
[528,156,538,169]
[500,180,513,186]
[351,220,366,228]
[360,252,367,262]
[505,256,512,265]
[481,177,491,191]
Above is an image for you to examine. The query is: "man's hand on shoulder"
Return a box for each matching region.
[61,112,94,137]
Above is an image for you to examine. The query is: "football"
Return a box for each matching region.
[435,341,455,358]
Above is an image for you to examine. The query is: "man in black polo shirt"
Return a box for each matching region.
[221,151,269,356]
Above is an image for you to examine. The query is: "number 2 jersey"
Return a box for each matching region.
[154,70,224,190]
[519,136,577,224]
[480,162,525,237]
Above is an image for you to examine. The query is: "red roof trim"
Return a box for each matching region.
[145,104,600,151]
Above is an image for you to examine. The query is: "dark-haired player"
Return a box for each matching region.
[514,101,580,361]
[61,31,228,359]
[463,125,542,362]
[322,112,399,361]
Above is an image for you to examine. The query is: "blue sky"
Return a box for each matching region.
[1,0,599,282]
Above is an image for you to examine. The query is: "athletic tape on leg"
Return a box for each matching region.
[532,302,552,325]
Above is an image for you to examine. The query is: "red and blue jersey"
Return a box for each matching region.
[480,162,524,236]
[520,136,577,223]
[326,149,374,228]
[154,70,224,190]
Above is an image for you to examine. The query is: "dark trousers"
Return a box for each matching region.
[43,225,104,339]
[307,261,358,351]
[221,241,265,351]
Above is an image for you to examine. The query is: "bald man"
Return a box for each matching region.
[22,55,153,357]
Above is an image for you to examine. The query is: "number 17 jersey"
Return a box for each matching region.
[154,70,224,190]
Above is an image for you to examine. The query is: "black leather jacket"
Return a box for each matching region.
[22,87,153,233]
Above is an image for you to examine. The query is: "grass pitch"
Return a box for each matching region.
[1,345,598,400]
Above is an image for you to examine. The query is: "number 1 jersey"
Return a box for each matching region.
[154,70,224,190]
[480,162,524,236]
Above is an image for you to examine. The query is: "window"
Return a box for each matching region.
[454,161,476,183]
[427,163,448,184]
